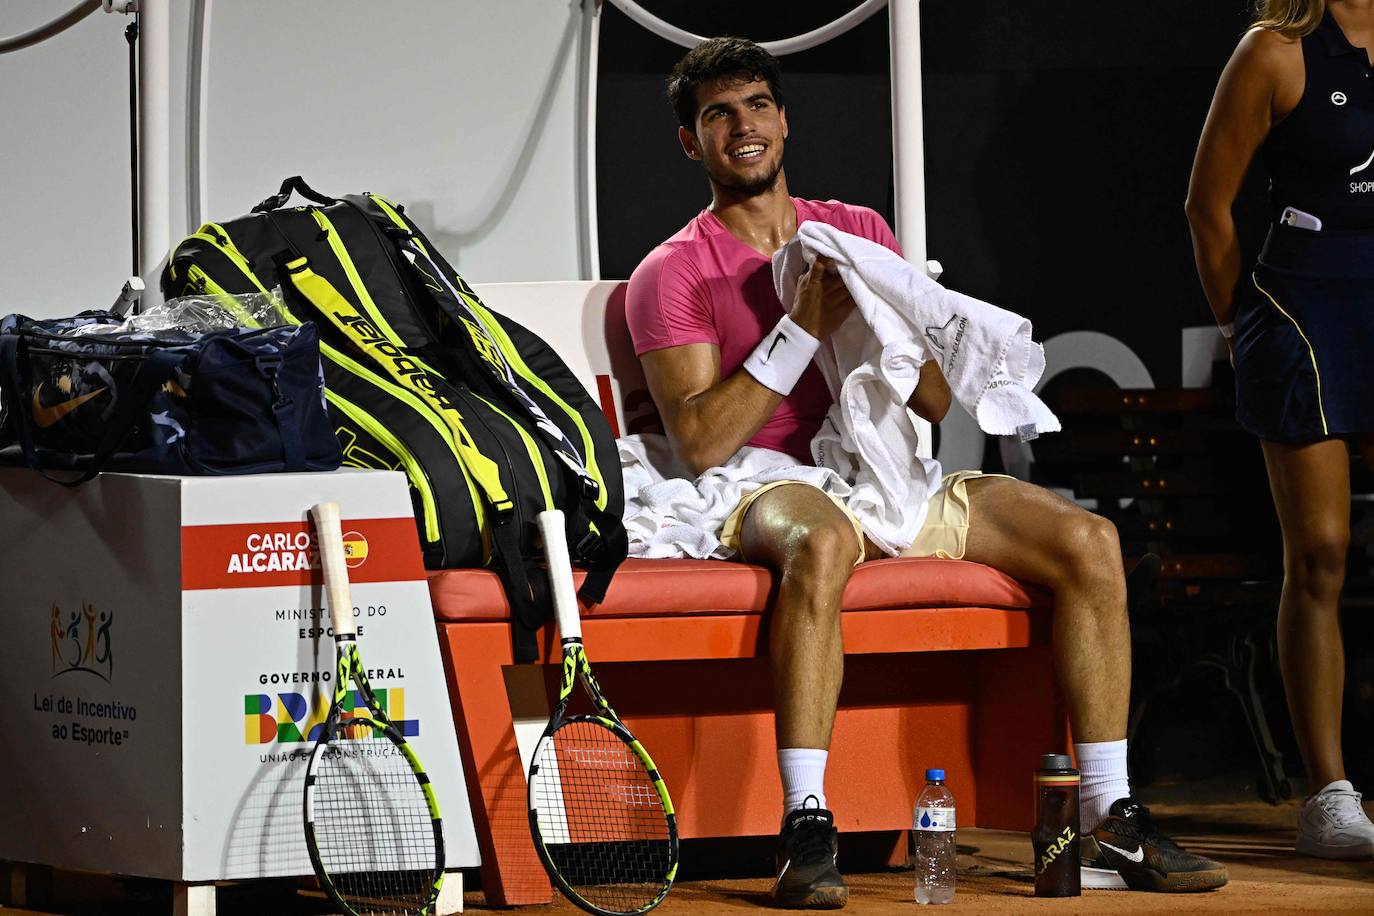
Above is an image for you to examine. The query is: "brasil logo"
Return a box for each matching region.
[244,686,418,744]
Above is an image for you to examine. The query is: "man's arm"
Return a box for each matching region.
[908,359,951,423]
[641,343,782,474]
[641,256,855,475]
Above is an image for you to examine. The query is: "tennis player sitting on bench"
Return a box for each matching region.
[625,37,1226,908]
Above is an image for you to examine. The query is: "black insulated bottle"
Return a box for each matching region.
[1033,753,1081,897]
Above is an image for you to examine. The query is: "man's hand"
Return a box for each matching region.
[789,256,855,340]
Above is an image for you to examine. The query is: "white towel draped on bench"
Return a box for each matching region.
[619,433,851,559]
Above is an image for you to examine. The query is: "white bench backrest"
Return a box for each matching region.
[469,280,659,438]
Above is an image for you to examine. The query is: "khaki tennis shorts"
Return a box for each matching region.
[719,470,1010,565]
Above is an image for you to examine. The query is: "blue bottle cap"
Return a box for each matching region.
[926,768,945,781]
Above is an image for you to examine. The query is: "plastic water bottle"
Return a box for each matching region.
[913,768,956,904]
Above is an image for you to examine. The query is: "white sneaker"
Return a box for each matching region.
[1296,780,1374,860]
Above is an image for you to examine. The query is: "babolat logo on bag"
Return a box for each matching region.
[162,176,628,662]
[329,310,452,407]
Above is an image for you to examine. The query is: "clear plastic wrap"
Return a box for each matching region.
[74,287,290,336]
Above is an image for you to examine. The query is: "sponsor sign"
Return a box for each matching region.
[0,468,476,884]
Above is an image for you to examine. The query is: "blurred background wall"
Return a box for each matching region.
[2,0,586,315]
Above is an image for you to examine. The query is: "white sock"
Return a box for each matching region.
[778,747,828,814]
[1075,739,1131,830]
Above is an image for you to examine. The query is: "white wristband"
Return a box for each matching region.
[1219,321,1235,339]
[743,314,821,396]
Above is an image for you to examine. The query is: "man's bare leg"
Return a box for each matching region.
[954,476,1225,892]
[739,483,859,752]
[739,483,859,908]
[955,476,1132,837]
[959,476,1130,742]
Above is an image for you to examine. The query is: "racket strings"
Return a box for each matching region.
[312,736,439,915]
[531,720,673,912]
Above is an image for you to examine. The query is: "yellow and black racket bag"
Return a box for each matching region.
[162,176,625,661]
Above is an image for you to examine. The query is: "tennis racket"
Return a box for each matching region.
[527,509,679,916]
[304,501,445,916]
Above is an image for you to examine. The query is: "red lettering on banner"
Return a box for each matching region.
[181,518,424,590]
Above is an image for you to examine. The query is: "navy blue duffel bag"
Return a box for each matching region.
[0,312,342,484]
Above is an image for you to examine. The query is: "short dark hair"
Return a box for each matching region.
[666,36,784,131]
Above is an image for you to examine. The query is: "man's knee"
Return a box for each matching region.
[743,486,861,578]
[778,517,859,582]
[1054,512,1123,588]
[760,516,858,621]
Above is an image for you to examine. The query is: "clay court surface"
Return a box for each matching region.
[8,793,1373,914]
[463,797,1374,915]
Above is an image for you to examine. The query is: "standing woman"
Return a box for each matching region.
[1187,0,1374,859]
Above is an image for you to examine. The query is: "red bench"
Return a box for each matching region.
[429,282,1066,905]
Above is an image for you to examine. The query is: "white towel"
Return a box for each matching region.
[773,221,1060,437]
[619,434,851,559]
[772,221,1058,554]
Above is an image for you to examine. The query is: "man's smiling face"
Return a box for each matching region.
[680,76,788,196]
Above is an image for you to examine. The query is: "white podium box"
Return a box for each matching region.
[0,467,477,910]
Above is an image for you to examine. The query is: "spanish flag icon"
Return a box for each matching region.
[342,530,370,568]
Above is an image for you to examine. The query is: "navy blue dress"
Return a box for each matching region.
[1236,10,1374,442]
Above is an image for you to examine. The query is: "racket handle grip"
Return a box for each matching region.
[537,510,582,642]
[311,502,357,638]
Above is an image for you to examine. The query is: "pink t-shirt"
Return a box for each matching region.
[626,198,902,462]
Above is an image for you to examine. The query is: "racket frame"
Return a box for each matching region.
[526,510,679,916]
[303,501,446,916]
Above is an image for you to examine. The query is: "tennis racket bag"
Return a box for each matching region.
[162,176,626,661]
[0,314,340,483]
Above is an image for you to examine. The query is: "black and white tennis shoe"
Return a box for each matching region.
[772,797,848,909]
[1081,797,1228,892]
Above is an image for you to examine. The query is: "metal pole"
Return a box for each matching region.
[138,0,170,307]
[577,0,602,281]
[0,1,100,55]
[889,0,927,270]
[889,0,934,458]
[186,0,212,233]
[604,0,887,55]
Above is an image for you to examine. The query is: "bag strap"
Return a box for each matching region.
[389,232,601,494]
[490,513,548,663]
[280,254,515,511]
[374,217,628,598]
[253,345,306,472]
[347,194,607,503]
[251,176,338,214]
[0,333,38,469]
[0,331,80,483]
[82,349,184,483]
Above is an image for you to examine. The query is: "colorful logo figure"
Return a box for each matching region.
[50,602,113,682]
[244,686,419,744]
[342,530,369,569]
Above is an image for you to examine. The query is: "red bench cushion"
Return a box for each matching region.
[428,556,1043,621]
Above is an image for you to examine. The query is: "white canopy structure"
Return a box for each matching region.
[2,0,934,299]
[577,1,932,280]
